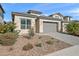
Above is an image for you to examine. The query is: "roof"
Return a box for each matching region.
[12,12,37,21]
[64,16,72,18]
[39,16,62,21]
[27,10,42,14]
[0,4,5,13]
[12,12,37,18]
[49,13,63,17]
[12,12,62,21]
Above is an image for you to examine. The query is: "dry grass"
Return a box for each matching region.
[0,35,72,56]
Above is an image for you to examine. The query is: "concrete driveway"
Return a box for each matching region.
[47,45,79,56]
[38,32,79,56]
[39,32,79,45]
[40,32,79,56]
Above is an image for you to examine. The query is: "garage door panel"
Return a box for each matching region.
[43,22,57,33]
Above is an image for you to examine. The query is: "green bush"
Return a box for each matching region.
[46,40,54,45]
[66,22,79,35]
[0,22,16,34]
[35,43,42,47]
[23,43,33,51]
[0,32,18,46]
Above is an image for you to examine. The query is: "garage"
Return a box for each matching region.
[43,22,58,33]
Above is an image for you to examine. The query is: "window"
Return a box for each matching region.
[21,19,26,29]
[27,19,31,29]
[21,19,31,29]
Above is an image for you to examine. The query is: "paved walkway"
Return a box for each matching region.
[47,45,79,56]
[39,32,79,45]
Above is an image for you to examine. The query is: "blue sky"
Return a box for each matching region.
[1,3,79,22]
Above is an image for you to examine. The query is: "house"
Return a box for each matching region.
[0,4,5,24]
[12,10,72,35]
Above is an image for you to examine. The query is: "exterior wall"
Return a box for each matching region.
[0,15,4,24]
[0,9,3,14]
[39,19,61,33]
[14,15,69,34]
[14,15,36,35]
[62,23,69,32]
[64,17,70,22]
[0,9,4,24]
[52,15,63,20]
[35,19,39,33]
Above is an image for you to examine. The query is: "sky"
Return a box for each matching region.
[1,3,79,22]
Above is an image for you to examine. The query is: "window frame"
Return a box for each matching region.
[20,18,31,29]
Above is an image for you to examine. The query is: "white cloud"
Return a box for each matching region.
[68,8,79,16]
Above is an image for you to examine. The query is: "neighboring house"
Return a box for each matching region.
[0,4,5,24]
[12,10,72,35]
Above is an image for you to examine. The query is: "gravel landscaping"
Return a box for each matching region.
[0,35,72,56]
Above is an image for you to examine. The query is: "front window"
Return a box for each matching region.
[27,19,31,29]
[21,19,31,29]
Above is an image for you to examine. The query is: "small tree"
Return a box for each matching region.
[66,22,79,35]
[28,28,35,39]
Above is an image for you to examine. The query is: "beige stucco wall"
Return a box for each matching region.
[62,23,69,32]
[0,16,4,24]
[0,9,4,24]
[14,15,36,35]
[0,9,3,14]
[14,15,65,34]
[39,19,61,33]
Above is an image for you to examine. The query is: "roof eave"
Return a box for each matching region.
[0,4,5,13]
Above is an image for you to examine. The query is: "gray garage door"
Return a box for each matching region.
[43,22,57,33]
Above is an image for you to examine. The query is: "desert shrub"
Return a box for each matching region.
[6,22,16,32]
[0,32,18,46]
[0,22,16,34]
[66,22,79,35]
[46,40,54,45]
[23,43,33,51]
[38,36,42,39]
[28,28,35,39]
[9,47,14,51]
[51,37,54,39]
[13,30,20,35]
[0,24,7,33]
[35,43,42,47]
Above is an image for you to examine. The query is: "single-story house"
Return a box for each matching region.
[12,10,72,35]
[0,4,5,24]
